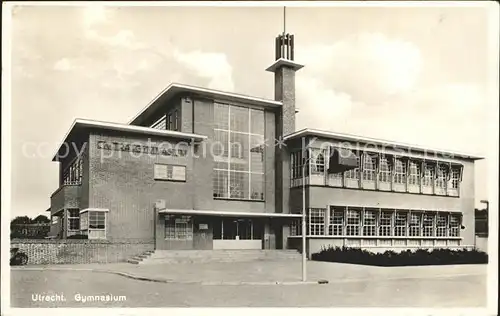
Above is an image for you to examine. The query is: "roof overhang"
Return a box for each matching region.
[158,209,302,218]
[129,83,282,126]
[266,58,304,72]
[51,119,207,161]
[284,128,484,161]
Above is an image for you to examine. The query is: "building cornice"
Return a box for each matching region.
[51,119,207,161]
[284,128,484,160]
[128,83,282,126]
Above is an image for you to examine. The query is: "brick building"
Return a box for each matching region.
[48,33,483,257]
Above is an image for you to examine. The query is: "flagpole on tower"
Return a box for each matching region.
[283,6,286,35]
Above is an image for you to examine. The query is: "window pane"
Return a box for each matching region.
[213,169,229,198]
[329,206,344,236]
[229,171,249,199]
[309,208,325,235]
[379,156,391,182]
[214,103,229,130]
[229,106,248,133]
[344,154,360,179]
[250,109,264,135]
[395,211,407,236]
[394,159,406,184]
[250,173,264,200]
[250,136,265,173]
[409,212,421,236]
[213,130,229,159]
[379,210,393,236]
[229,132,249,171]
[362,154,376,181]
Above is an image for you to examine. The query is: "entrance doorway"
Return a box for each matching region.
[213,218,263,249]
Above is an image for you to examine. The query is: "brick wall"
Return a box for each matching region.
[11,239,154,265]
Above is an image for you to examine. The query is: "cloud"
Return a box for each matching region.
[173,49,235,91]
[53,58,75,71]
[298,33,423,105]
[82,6,108,28]
[296,76,355,131]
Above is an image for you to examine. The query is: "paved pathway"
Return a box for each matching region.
[13,261,487,285]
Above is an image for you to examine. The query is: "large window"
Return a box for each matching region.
[450,167,461,189]
[362,154,376,181]
[363,210,377,236]
[394,158,406,184]
[394,211,407,236]
[165,215,193,240]
[310,148,326,175]
[423,213,435,237]
[436,214,448,237]
[291,150,305,180]
[308,208,325,235]
[449,214,461,237]
[435,165,448,190]
[154,164,186,181]
[290,219,301,236]
[379,211,393,236]
[329,207,344,236]
[346,209,361,236]
[213,103,265,200]
[378,155,391,183]
[63,156,83,185]
[422,163,434,186]
[80,210,107,239]
[344,153,360,179]
[67,209,80,233]
[409,212,421,236]
[408,161,420,185]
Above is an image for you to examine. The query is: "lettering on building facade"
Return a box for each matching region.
[96,140,188,157]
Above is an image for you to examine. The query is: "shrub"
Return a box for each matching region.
[311,246,488,266]
[67,234,88,240]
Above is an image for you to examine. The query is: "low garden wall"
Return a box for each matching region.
[11,239,154,265]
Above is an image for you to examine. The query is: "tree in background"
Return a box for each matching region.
[11,215,51,239]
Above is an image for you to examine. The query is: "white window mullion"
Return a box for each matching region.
[248,109,251,198]
[227,106,231,198]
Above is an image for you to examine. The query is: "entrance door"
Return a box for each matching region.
[213,217,263,249]
[193,217,212,250]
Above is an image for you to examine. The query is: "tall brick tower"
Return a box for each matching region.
[266,33,304,136]
[267,30,304,245]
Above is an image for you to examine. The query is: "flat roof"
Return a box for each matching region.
[129,83,283,126]
[284,128,484,160]
[158,209,302,218]
[51,118,207,161]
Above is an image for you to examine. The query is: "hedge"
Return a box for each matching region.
[311,246,488,266]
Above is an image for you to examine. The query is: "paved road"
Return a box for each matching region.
[11,270,486,307]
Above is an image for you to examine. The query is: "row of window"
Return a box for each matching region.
[290,207,462,238]
[62,157,83,185]
[291,148,462,195]
[53,209,107,239]
[213,103,265,200]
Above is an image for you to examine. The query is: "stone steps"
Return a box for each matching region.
[128,250,302,265]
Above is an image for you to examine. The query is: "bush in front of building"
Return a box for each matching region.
[311,246,488,266]
[66,234,88,239]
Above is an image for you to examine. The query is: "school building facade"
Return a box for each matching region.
[48,33,482,257]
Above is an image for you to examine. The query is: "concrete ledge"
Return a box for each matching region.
[11,267,329,286]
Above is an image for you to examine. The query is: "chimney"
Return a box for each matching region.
[266,33,304,137]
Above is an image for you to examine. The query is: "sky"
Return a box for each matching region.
[7,3,497,219]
